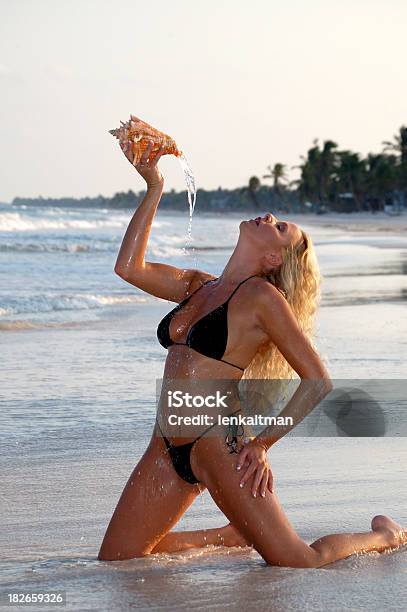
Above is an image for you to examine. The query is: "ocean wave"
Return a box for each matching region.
[0,210,174,232]
[0,293,150,316]
[0,241,117,253]
[0,240,204,257]
[183,245,233,252]
[0,211,129,232]
[1,240,190,255]
[0,320,88,331]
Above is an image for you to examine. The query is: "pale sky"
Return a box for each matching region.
[0,0,406,202]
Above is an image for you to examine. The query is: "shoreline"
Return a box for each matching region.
[287,211,407,234]
[152,207,407,234]
[188,210,407,234]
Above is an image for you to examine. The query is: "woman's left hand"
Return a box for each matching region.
[236,439,274,498]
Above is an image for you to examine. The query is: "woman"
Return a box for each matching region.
[98,141,406,566]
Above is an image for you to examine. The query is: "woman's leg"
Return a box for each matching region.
[190,437,406,568]
[98,431,203,561]
[151,523,248,553]
[308,515,406,565]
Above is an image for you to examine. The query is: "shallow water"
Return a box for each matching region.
[1,203,407,610]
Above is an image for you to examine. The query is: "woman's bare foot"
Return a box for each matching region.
[371,515,407,548]
[220,523,252,548]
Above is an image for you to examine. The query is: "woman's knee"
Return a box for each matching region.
[308,541,331,567]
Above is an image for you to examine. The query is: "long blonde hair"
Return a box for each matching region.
[240,230,324,413]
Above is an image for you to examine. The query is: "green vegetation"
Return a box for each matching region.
[292,126,407,213]
[10,126,406,214]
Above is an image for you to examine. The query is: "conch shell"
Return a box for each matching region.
[108,115,182,166]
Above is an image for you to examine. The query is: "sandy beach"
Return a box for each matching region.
[2,0,407,607]
[1,203,406,611]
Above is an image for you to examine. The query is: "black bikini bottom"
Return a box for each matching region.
[156,409,243,485]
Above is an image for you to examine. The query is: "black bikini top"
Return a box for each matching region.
[156,274,260,372]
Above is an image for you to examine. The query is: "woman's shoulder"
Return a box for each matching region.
[187,270,218,295]
[251,277,288,312]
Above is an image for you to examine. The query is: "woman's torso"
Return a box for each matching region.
[155,273,269,444]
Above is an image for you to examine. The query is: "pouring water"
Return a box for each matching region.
[178,152,197,242]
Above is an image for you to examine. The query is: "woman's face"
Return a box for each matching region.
[240,212,303,251]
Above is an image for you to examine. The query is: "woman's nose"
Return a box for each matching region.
[264,212,276,223]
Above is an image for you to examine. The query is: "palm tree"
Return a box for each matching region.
[294,141,321,207]
[365,153,398,211]
[382,125,407,163]
[319,140,338,204]
[247,176,261,209]
[382,125,407,195]
[263,163,290,210]
[263,163,288,188]
[334,151,367,211]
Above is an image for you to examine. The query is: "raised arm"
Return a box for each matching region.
[114,140,213,302]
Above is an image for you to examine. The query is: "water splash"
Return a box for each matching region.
[178,153,196,241]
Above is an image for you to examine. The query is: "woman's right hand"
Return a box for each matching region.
[120,140,165,189]
[236,439,274,498]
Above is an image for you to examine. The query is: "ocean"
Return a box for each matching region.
[1,202,406,611]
